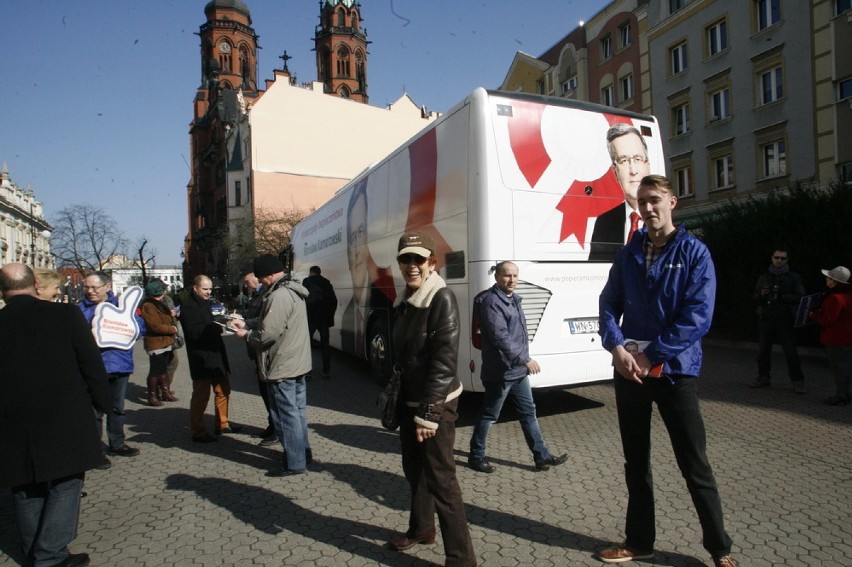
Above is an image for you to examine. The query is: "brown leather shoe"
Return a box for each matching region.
[387,529,436,551]
[713,555,738,567]
[598,543,654,563]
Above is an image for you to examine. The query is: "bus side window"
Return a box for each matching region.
[445,250,466,279]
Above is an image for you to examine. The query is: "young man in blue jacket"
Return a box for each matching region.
[78,272,143,467]
[468,261,567,473]
[597,175,736,567]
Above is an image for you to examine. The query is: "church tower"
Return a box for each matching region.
[314,0,369,103]
[198,0,259,92]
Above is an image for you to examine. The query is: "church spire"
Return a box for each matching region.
[314,0,369,103]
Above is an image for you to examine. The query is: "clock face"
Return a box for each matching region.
[219,42,231,54]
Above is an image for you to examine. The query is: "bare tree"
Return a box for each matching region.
[50,205,128,272]
[253,206,312,255]
[135,238,158,285]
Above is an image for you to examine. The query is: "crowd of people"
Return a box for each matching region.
[1,174,849,567]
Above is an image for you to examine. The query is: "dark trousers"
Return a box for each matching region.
[400,398,475,567]
[757,318,804,382]
[93,373,129,451]
[308,319,331,374]
[614,373,732,558]
[12,473,84,567]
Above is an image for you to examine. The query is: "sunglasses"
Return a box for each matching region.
[773,256,788,260]
[397,253,429,265]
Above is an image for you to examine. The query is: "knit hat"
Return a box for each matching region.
[397,231,435,259]
[144,280,167,297]
[253,254,285,278]
[821,266,850,284]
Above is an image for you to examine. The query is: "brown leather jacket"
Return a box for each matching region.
[391,273,463,429]
[141,298,176,352]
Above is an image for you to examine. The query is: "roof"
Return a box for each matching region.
[204,0,250,17]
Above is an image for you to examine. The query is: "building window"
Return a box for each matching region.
[336,46,351,77]
[619,23,632,48]
[670,0,686,14]
[760,67,784,104]
[671,42,688,75]
[762,139,787,177]
[601,85,614,106]
[601,35,612,60]
[714,155,735,188]
[337,8,345,26]
[839,78,852,101]
[756,0,781,30]
[706,20,728,57]
[710,88,731,121]
[537,79,546,95]
[561,76,578,94]
[836,0,851,16]
[675,166,693,197]
[673,103,690,136]
[234,180,241,207]
[620,74,634,102]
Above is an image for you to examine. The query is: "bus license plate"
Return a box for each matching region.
[568,318,599,334]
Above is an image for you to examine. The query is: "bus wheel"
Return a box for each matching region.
[368,319,391,385]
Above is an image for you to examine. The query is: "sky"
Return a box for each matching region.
[1,0,606,266]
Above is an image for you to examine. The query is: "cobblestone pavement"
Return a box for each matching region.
[2,338,850,566]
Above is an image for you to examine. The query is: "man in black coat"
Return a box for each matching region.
[0,263,110,567]
[179,274,237,443]
[302,266,338,379]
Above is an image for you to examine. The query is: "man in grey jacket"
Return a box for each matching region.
[233,255,313,476]
[468,261,567,473]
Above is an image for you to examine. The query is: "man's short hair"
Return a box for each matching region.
[0,264,35,293]
[639,174,674,195]
[494,261,517,276]
[606,123,648,163]
[192,274,211,287]
[88,271,111,286]
[309,266,321,275]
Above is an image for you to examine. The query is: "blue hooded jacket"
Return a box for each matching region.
[598,225,716,377]
[78,290,145,375]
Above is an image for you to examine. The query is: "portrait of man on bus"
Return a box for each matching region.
[341,181,394,357]
[588,123,652,262]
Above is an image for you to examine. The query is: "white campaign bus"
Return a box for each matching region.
[285,88,664,391]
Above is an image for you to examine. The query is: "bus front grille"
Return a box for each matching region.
[516,281,551,342]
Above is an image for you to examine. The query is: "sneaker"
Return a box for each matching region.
[713,555,738,567]
[468,458,496,473]
[258,436,278,447]
[793,382,805,394]
[598,543,654,564]
[109,445,140,457]
[535,453,568,471]
[749,377,770,388]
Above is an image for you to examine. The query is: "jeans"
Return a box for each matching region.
[826,345,852,399]
[400,398,475,566]
[93,373,129,450]
[614,373,732,558]
[308,320,332,374]
[13,473,84,567]
[757,318,804,382]
[267,376,310,472]
[470,376,551,464]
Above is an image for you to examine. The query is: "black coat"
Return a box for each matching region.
[0,294,111,487]
[179,292,230,380]
[588,203,627,262]
[302,274,338,328]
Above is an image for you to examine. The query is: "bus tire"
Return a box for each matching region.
[368,318,392,385]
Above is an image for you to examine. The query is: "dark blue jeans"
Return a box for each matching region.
[614,373,732,558]
[13,473,84,567]
[757,318,804,382]
[308,320,332,374]
[469,375,551,464]
[93,373,129,450]
[267,376,310,472]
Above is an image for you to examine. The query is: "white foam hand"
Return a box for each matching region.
[92,286,144,349]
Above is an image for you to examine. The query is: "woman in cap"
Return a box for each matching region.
[387,231,476,567]
[809,266,852,405]
[140,280,178,406]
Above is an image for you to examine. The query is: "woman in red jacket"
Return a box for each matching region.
[809,266,852,405]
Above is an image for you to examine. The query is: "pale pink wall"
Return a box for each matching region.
[253,171,347,213]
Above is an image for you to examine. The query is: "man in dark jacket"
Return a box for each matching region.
[180,274,237,443]
[1,263,111,567]
[751,248,806,391]
[468,261,567,473]
[302,265,337,379]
